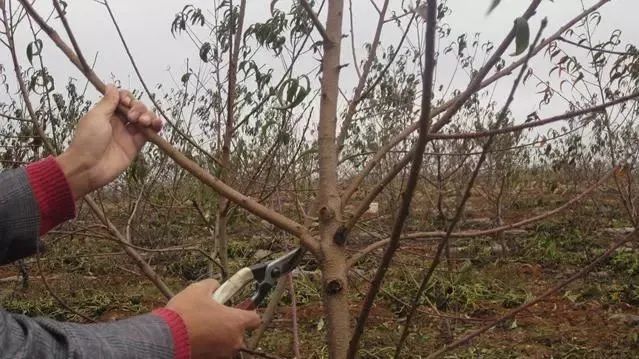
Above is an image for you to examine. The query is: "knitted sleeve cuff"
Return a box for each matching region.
[152,308,191,359]
[25,156,76,235]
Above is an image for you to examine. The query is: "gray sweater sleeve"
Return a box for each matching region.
[1,311,175,359]
[0,167,180,359]
[0,167,42,265]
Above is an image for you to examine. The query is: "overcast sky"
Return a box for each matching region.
[3,0,638,132]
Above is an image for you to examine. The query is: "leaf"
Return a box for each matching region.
[181,72,191,84]
[287,79,299,103]
[26,39,43,65]
[487,0,501,15]
[199,42,212,62]
[511,17,530,57]
[275,75,310,110]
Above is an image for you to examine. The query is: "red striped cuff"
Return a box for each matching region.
[153,308,191,359]
[25,156,76,235]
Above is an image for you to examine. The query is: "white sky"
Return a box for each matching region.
[2,0,638,134]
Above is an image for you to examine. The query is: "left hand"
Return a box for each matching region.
[56,85,163,199]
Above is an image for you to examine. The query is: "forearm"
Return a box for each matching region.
[0,166,42,265]
[0,157,75,265]
[1,309,187,359]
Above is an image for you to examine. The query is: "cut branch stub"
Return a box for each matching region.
[325,278,345,295]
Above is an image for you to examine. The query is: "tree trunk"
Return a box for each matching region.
[316,0,349,357]
[320,245,350,358]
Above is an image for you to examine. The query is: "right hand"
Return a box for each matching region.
[166,279,262,358]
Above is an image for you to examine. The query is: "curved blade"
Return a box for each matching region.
[271,247,304,276]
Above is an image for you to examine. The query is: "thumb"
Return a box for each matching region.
[91,84,119,117]
[240,310,262,329]
[195,278,221,294]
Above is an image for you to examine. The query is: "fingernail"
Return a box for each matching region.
[129,111,140,119]
[140,114,151,123]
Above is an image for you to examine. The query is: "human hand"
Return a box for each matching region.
[55,85,163,199]
[166,279,261,359]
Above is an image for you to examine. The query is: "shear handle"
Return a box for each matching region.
[211,267,254,305]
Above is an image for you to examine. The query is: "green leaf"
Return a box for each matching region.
[487,0,501,15]
[275,75,310,110]
[26,39,43,65]
[511,17,530,56]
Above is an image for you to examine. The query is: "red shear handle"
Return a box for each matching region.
[236,298,257,311]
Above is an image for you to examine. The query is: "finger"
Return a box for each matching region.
[151,113,164,133]
[92,84,119,117]
[235,309,261,329]
[138,113,153,127]
[119,89,135,107]
[127,102,148,124]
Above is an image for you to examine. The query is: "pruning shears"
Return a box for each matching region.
[212,248,304,310]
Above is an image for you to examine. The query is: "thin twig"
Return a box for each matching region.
[346,1,437,357]
[52,0,89,71]
[0,112,33,122]
[299,0,330,44]
[558,36,638,56]
[288,273,301,358]
[336,0,393,152]
[430,92,639,140]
